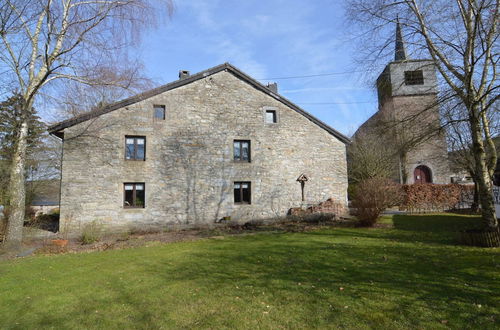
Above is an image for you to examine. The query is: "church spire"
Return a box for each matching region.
[395,18,407,61]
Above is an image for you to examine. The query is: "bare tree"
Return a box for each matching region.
[348,130,397,185]
[347,0,499,229]
[54,60,155,119]
[0,0,173,249]
[445,97,500,209]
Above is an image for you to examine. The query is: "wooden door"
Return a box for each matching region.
[414,165,432,184]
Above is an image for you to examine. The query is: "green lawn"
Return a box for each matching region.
[0,214,499,329]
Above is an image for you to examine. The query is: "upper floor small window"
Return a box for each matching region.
[265,110,277,123]
[154,105,166,120]
[124,183,145,208]
[234,140,250,162]
[404,70,424,85]
[234,182,251,204]
[125,136,145,160]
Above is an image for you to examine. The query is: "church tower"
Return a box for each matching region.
[373,20,451,184]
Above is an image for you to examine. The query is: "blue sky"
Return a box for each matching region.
[137,0,383,136]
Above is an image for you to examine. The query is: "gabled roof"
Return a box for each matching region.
[48,63,350,144]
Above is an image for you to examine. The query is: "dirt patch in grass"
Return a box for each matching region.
[31,218,355,256]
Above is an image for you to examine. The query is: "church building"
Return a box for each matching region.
[354,21,451,184]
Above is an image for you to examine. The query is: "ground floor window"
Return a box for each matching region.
[234,182,251,204]
[124,183,145,208]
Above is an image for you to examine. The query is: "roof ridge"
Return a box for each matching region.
[48,63,350,144]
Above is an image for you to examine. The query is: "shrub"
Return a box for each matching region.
[116,230,131,242]
[352,177,403,226]
[25,206,36,221]
[348,182,358,201]
[29,212,60,232]
[79,221,103,245]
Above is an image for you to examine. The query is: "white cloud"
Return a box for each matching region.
[181,0,269,78]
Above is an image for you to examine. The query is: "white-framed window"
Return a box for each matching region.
[234,182,251,204]
[233,140,251,162]
[124,183,145,208]
[125,136,146,161]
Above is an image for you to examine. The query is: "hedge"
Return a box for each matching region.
[400,184,474,213]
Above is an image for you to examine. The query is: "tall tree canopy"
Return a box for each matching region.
[0,0,173,249]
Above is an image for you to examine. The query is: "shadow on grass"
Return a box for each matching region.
[139,232,498,327]
[392,214,482,232]
[1,214,498,328]
[304,214,483,246]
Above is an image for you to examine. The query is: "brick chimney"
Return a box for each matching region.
[179,70,190,79]
[266,82,278,93]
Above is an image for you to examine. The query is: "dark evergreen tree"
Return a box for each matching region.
[0,94,45,206]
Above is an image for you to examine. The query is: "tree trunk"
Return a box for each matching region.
[471,180,479,213]
[3,118,29,249]
[399,152,408,184]
[469,113,498,230]
[0,214,6,240]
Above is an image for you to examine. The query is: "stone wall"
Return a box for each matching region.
[389,60,437,97]
[59,71,348,232]
[354,60,451,184]
[391,95,451,184]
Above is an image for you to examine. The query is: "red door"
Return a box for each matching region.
[414,165,432,184]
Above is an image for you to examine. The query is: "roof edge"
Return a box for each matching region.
[48,62,350,144]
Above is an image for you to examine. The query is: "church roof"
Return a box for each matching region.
[48,63,350,144]
[395,19,407,61]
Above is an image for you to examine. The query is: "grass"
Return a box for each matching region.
[0,213,498,329]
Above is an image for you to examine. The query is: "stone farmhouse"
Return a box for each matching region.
[49,63,349,232]
[354,21,451,184]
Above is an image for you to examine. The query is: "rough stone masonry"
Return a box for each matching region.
[49,63,349,233]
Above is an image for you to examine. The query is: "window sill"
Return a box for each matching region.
[234,202,251,205]
[125,159,146,162]
[124,206,145,209]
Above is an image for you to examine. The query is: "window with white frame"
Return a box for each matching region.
[124,183,145,208]
[234,182,251,204]
[125,136,146,160]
